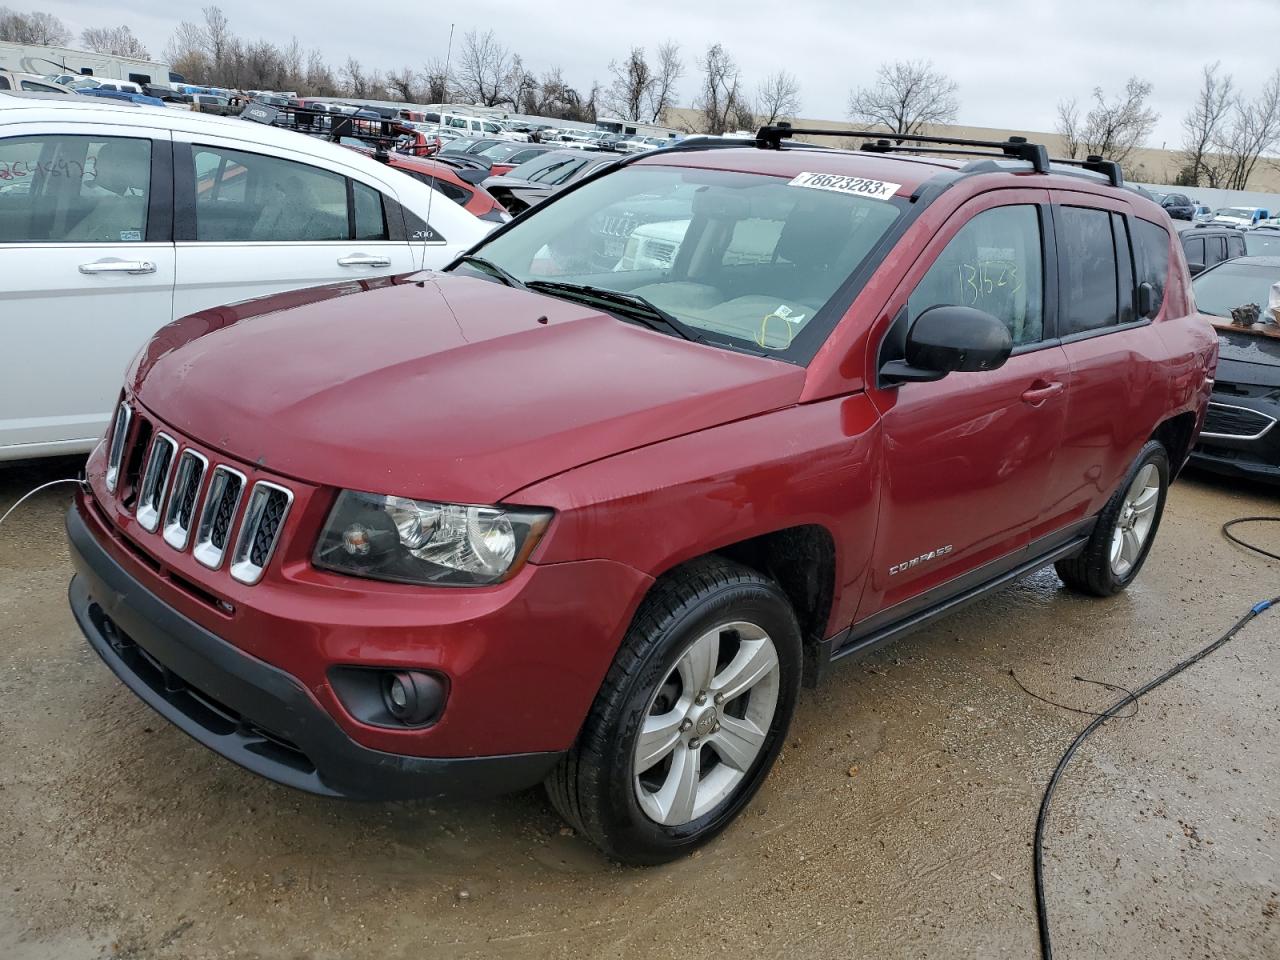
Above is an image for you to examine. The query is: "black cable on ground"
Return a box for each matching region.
[1034,513,1279,960]
[1223,516,1280,562]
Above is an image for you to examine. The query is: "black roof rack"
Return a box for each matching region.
[756,123,1051,173]
[1047,154,1124,187]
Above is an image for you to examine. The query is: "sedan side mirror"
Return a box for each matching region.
[1188,261,1206,276]
[881,305,1013,384]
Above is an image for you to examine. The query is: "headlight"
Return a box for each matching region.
[314,490,552,586]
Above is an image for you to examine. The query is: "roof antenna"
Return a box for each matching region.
[423,23,455,267]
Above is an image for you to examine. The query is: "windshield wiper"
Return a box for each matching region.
[524,280,701,342]
[453,255,526,289]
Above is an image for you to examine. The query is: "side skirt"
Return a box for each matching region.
[808,523,1093,684]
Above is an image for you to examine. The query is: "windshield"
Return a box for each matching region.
[459,164,905,361]
[1193,261,1280,317]
[1214,207,1254,219]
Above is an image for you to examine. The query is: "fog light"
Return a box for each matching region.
[381,670,443,726]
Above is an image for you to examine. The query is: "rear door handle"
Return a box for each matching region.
[79,258,156,275]
[1020,380,1065,405]
[337,254,392,268]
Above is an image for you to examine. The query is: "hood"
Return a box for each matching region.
[133,275,805,503]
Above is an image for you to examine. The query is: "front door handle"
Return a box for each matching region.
[337,254,392,268]
[79,258,156,275]
[1020,380,1065,405]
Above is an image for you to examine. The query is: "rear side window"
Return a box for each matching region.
[1132,218,1170,317]
[1057,206,1119,334]
[1227,234,1246,258]
[192,145,347,242]
[0,134,151,243]
[404,169,470,206]
[907,204,1046,347]
[0,76,9,90]
[1209,235,1228,265]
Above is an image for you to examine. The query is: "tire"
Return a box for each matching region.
[1055,440,1171,597]
[546,555,802,865]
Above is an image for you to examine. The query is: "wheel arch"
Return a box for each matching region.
[1150,410,1197,478]
[648,524,837,687]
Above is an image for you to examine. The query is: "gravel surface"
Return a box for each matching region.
[2,456,1277,959]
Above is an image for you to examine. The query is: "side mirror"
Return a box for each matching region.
[1188,261,1206,276]
[1137,281,1155,318]
[881,305,1013,384]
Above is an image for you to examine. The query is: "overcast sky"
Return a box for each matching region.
[35,0,1280,146]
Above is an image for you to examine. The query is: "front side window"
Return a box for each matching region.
[907,205,1045,347]
[462,164,904,359]
[192,145,347,242]
[1058,205,1119,334]
[0,134,151,243]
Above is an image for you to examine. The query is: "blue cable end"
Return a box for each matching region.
[1253,600,1273,614]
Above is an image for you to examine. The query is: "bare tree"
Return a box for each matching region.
[80,25,149,59]
[847,60,958,139]
[455,29,511,106]
[757,69,801,125]
[386,66,418,103]
[646,40,683,124]
[421,58,452,104]
[1181,62,1234,186]
[1212,69,1280,190]
[693,43,745,135]
[202,6,233,73]
[506,54,539,112]
[342,56,372,98]
[305,49,337,97]
[1055,77,1158,165]
[604,47,652,122]
[0,7,71,45]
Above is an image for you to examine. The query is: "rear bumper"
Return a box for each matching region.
[67,503,563,799]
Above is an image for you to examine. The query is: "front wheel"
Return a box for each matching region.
[546,556,802,865]
[1055,440,1170,596]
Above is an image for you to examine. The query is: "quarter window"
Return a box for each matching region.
[907,205,1046,347]
[352,181,388,240]
[1057,206,1119,334]
[191,145,348,242]
[1132,218,1171,318]
[0,134,151,243]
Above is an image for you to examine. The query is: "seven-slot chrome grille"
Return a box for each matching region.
[106,403,292,585]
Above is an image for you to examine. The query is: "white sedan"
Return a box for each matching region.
[0,92,490,461]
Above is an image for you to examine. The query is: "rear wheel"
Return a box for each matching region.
[1055,440,1170,596]
[546,556,801,865]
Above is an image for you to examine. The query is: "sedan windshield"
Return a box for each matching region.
[459,164,904,360]
[1193,261,1280,317]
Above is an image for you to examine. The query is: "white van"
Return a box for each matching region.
[0,92,491,460]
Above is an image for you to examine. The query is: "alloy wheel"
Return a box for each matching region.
[1110,462,1161,578]
[633,621,781,827]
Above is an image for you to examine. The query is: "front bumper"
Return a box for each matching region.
[1190,393,1280,485]
[67,502,564,799]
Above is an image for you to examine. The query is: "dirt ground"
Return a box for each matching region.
[1,456,1277,960]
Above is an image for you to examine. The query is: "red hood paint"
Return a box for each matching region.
[133,274,805,503]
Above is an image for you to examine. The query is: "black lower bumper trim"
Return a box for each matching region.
[66,503,563,800]
[1189,449,1280,484]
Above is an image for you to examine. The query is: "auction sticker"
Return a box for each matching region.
[788,172,901,200]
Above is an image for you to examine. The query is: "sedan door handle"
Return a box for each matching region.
[337,254,392,268]
[1020,380,1065,405]
[78,258,156,275]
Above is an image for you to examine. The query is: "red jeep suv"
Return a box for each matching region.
[66,127,1216,864]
